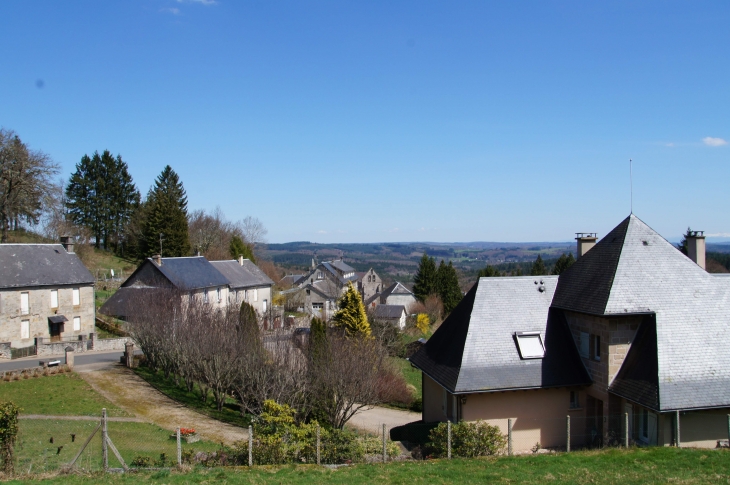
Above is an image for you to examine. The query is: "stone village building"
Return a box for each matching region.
[411,214,730,450]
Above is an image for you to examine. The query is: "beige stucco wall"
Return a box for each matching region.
[423,373,447,422]
[231,286,272,316]
[0,285,95,348]
[678,409,729,448]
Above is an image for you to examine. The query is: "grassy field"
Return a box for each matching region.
[5,447,729,484]
[0,373,129,417]
[391,357,422,397]
[134,366,250,427]
[15,419,220,474]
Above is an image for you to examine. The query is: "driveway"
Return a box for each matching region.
[347,405,421,435]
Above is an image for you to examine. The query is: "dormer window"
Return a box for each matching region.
[515,331,545,359]
[317,271,324,280]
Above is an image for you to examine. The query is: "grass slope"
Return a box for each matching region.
[0,373,129,417]
[7,447,730,484]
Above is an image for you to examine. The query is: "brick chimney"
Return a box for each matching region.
[686,230,706,270]
[238,255,244,266]
[60,236,74,254]
[153,254,162,266]
[575,233,597,259]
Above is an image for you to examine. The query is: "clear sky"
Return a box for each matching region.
[2,1,728,243]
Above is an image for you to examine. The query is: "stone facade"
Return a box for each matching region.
[0,284,95,348]
[357,268,382,302]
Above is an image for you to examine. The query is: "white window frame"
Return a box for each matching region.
[20,292,30,315]
[515,331,545,359]
[217,287,222,303]
[203,289,209,304]
[50,289,59,309]
[21,320,30,339]
[73,316,81,331]
[72,288,80,306]
[262,299,267,313]
[253,288,258,302]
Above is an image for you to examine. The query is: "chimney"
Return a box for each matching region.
[238,255,244,266]
[575,233,597,259]
[686,230,706,270]
[59,236,74,254]
[153,254,162,266]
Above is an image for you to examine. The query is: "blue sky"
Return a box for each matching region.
[2,1,728,243]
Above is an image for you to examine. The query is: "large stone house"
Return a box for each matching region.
[411,214,730,450]
[365,281,417,312]
[356,268,382,302]
[0,238,95,350]
[210,257,274,316]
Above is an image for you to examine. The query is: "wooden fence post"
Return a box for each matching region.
[676,410,681,447]
[382,424,387,463]
[176,427,182,466]
[625,413,629,448]
[316,425,321,466]
[248,425,253,466]
[508,418,513,456]
[102,408,108,471]
[566,415,570,452]
[447,420,452,459]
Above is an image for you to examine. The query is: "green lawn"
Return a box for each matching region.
[0,373,129,417]
[6,447,729,484]
[15,419,220,474]
[391,357,422,397]
[134,366,250,427]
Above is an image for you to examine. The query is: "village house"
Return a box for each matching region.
[411,214,730,450]
[371,304,408,330]
[0,238,95,354]
[356,268,382,302]
[365,281,417,312]
[210,256,274,316]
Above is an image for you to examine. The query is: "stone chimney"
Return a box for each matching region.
[238,255,244,266]
[60,236,74,254]
[153,254,162,266]
[575,233,597,259]
[686,230,706,270]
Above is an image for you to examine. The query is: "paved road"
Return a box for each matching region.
[0,350,124,372]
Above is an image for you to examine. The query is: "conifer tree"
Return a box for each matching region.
[551,253,576,275]
[142,165,190,257]
[437,260,463,314]
[229,235,256,263]
[530,254,547,276]
[332,282,371,338]
[309,316,328,359]
[413,252,438,302]
[478,265,501,278]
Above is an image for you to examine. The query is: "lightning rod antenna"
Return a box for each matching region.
[629,159,633,214]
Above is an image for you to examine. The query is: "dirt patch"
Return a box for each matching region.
[78,365,247,445]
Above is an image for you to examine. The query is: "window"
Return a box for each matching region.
[638,408,657,444]
[578,332,589,358]
[203,289,209,304]
[569,391,580,409]
[50,290,58,309]
[20,292,29,315]
[515,332,545,359]
[590,334,601,361]
[189,292,195,303]
[72,288,80,306]
[312,302,323,309]
[21,320,30,339]
[73,316,81,331]
[217,287,222,302]
[317,271,324,280]
[263,299,267,313]
[236,290,240,303]
[244,289,248,301]
[253,289,258,302]
[367,276,371,282]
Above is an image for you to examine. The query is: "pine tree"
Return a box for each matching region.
[677,227,692,255]
[530,255,547,276]
[478,265,501,277]
[413,253,438,302]
[142,166,190,257]
[309,316,328,358]
[551,253,576,275]
[229,235,256,263]
[332,282,371,338]
[437,260,463,314]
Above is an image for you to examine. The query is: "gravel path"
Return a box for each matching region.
[346,405,421,434]
[78,365,248,445]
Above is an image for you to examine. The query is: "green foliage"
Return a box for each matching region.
[437,260,463,314]
[65,150,140,251]
[415,313,430,335]
[230,235,256,263]
[332,283,371,338]
[0,401,20,473]
[413,253,438,302]
[677,227,691,255]
[428,420,507,458]
[551,252,576,275]
[530,254,547,276]
[310,316,328,356]
[477,265,502,277]
[239,301,260,339]
[142,165,191,257]
[130,455,152,467]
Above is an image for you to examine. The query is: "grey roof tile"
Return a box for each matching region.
[0,244,94,288]
[210,259,274,289]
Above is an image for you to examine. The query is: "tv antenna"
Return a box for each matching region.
[629,158,633,214]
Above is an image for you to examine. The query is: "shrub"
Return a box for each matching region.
[376,368,413,407]
[415,313,430,335]
[130,456,151,467]
[427,420,506,458]
[0,401,21,474]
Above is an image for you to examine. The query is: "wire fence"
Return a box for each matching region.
[13,410,730,474]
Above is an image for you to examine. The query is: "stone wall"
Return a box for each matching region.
[0,342,10,359]
[91,336,133,351]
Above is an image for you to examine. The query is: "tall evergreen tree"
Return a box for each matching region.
[437,260,463,314]
[229,235,256,263]
[478,265,502,278]
[332,282,371,338]
[65,150,139,250]
[142,165,190,257]
[413,252,438,302]
[677,227,692,255]
[551,253,576,275]
[530,254,547,276]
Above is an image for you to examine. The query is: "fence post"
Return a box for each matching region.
[248,425,253,466]
[676,410,681,447]
[382,424,387,463]
[566,415,570,452]
[102,408,108,471]
[727,414,730,445]
[508,418,513,456]
[176,427,182,466]
[316,425,321,466]
[447,420,452,459]
[625,412,629,448]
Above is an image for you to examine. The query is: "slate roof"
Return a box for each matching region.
[330,259,355,274]
[124,257,229,291]
[410,276,591,393]
[210,260,274,289]
[296,261,359,288]
[0,244,94,289]
[99,286,153,318]
[381,282,413,298]
[555,214,730,411]
[373,304,406,319]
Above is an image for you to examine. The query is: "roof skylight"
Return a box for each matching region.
[515,332,545,359]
